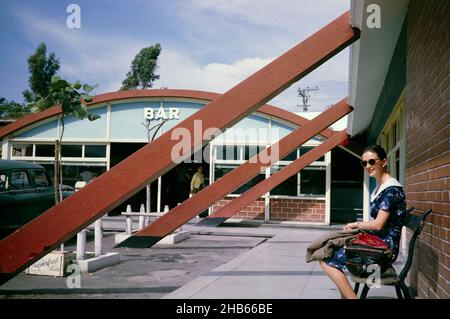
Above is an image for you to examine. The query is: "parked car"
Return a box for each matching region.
[0,160,75,240]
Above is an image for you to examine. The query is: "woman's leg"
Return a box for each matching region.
[319,261,358,299]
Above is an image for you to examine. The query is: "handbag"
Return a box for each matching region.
[345,233,392,277]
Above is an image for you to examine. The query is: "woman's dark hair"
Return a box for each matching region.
[363,145,387,160]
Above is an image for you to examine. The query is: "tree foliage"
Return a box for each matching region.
[0,98,31,119]
[23,43,60,103]
[37,76,100,124]
[121,43,161,90]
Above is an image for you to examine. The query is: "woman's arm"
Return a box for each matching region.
[343,210,390,231]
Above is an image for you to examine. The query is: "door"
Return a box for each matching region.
[9,170,40,225]
[0,171,20,238]
[31,169,54,215]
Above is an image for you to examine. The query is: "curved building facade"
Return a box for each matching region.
[0,90,361,225]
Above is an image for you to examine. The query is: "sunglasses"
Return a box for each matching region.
[360,159,380,167]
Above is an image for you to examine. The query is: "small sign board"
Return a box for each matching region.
[26,251,75,277]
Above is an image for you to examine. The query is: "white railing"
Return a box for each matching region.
[122,204,173,235]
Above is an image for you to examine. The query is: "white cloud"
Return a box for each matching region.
[155,51,273,93]
[15,2,350,112]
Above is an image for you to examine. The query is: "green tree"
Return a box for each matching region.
[23,43,60,104]
[0,98,31,119]
[120,43,161,90]
[36,75,99,204]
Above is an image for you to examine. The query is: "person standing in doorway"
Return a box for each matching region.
[190,166,204,197]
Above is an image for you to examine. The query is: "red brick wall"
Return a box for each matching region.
[212,197,325,222]
[405,0,449,299]
[212,198,265,220]
[270,198,325,222]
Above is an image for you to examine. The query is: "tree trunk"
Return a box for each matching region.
[54,139,61,204]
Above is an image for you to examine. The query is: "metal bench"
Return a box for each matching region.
[352,207,432,299]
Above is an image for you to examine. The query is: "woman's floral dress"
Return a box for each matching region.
[323,184,406,271]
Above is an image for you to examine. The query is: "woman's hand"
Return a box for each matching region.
[343,222,358,231]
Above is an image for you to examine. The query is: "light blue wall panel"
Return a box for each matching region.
[271,121,295,141]
[15,120,58,139]
[213,115,270,144]
[63,107,107,139]
[110,101,161,140]
[159,101,205,134]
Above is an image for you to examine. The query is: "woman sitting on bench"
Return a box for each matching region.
[320,145,406,299]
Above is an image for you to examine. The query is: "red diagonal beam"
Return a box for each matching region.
[198,130,349,227]
[0,12,358,285]
[119,99,351,247]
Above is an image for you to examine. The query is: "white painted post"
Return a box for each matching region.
[76,229,87,261]
[264,168,270,222]
[94,218,103,257]
[146,185,151,226]
[126,205,132,235]
[144,200,150,227]
[138,204,145,230]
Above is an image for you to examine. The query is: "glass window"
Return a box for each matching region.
[61,165,106,187]
[244,145,266,160]
[300,146,325,162]
[271,174,297,196]
[393,122,398,145]
[233,173,265,194]
[12,144,33,157]
[214,164,264,195]
[85,145,106,158]
[35,144,55,157]
[216,145,241,161]
[33,170,50,187]
[215,146,225,160]
[377,95,405,185]
[395,149,400,181]
[190,147,205,163]
[39,164,55,183]
[300,169,325,195]
[225,145,239,160]
[214,164,233,179]
[0,173,6,191]
[10,171,31,189]
[281,149,297,161]
[61,145,82,157]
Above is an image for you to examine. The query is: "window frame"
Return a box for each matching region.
[376,92,406,185]
[212,142,327,198]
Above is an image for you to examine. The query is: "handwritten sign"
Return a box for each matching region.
[26,251,75,277]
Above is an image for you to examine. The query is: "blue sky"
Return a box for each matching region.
[0,0,350,112]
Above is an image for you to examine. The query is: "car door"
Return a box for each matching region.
[0,171,20,238]
[9,169,39,225]
[31,169,54,213]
